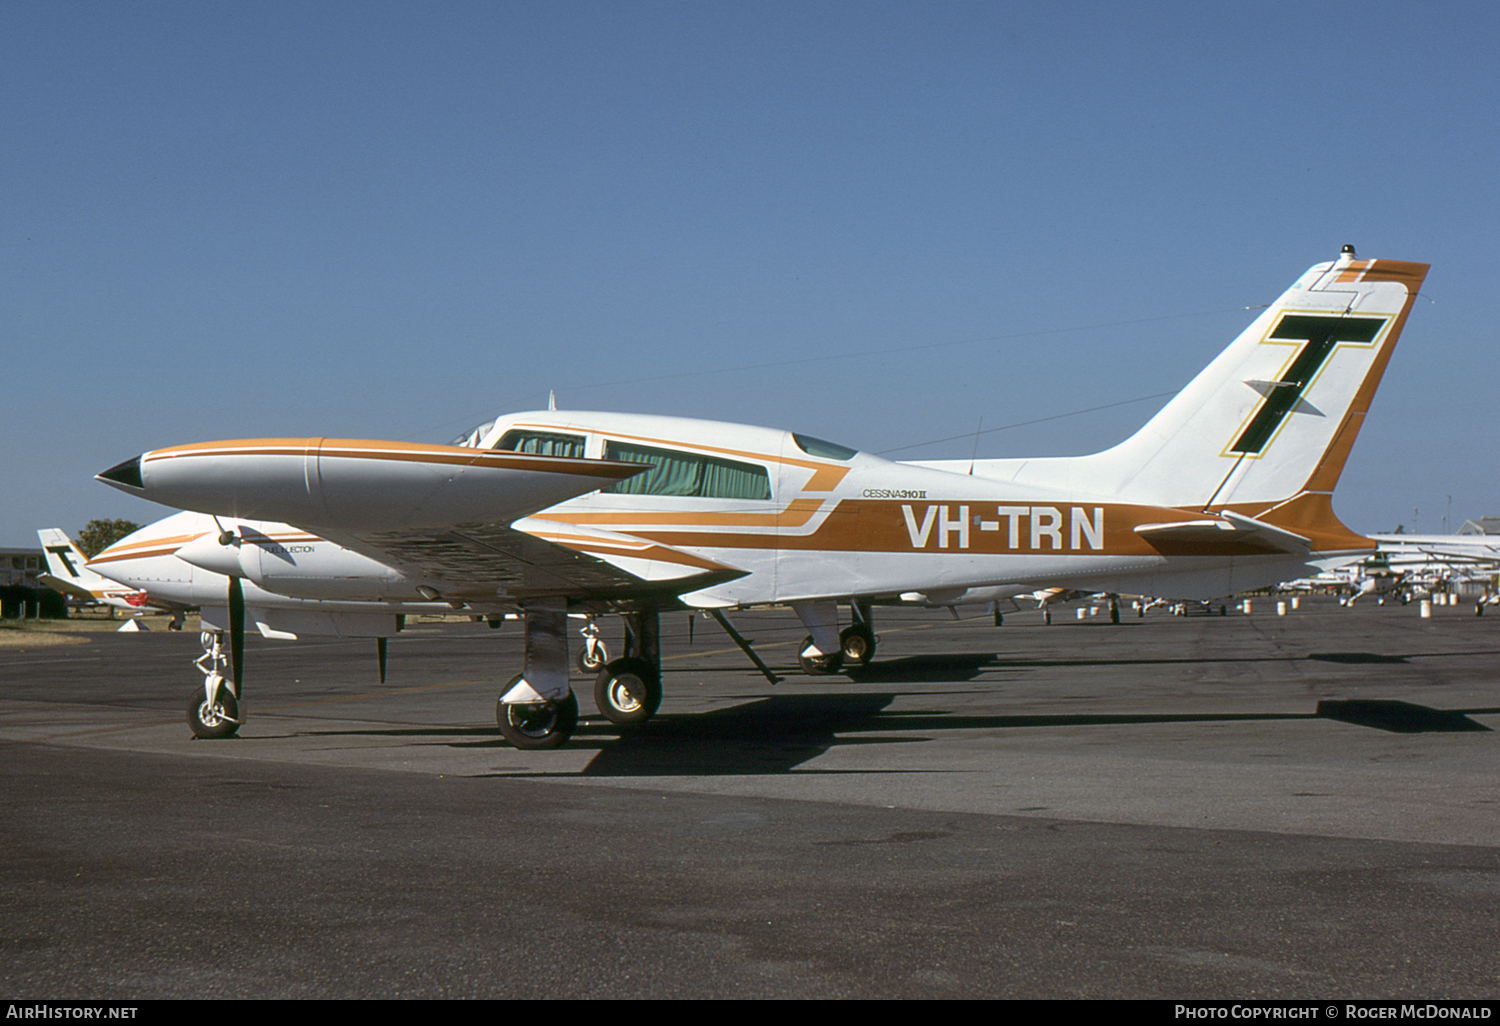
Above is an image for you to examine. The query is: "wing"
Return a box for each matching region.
[97,436,747,609]
[97,437,645,527]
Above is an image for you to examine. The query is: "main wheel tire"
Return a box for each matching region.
[577,641,608,675]
[594,657,662,725]
[798,636,844,675]
[839,624,876,666]
[496,683,579,750]
[187,687,239,740]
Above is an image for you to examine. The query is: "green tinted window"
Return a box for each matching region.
[603,441,771,500]
[494,430,587,458]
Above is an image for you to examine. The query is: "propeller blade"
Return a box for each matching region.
[377,636,387,684]
[228,575,245,696]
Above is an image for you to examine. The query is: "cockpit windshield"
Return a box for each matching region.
[451,420,496,448]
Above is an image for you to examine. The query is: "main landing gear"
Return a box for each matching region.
[496,605,665,749]
[577,615,665,723]
[494,599,882,749]
[839,623,877,666]
[576,618,666,720]
[594,657,662,725]
[592,608,663,725]
[496,673,580,751]
[795,600,877,676]
[496,600,577,750]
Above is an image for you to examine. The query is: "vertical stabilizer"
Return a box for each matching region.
[1020,249,1427,522]
[37,529,117,600]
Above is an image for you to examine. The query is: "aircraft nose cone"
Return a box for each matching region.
[97,456,143,490]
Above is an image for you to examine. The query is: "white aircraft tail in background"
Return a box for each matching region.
[37,528,184,628]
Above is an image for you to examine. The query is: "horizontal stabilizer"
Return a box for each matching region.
[35,572,100,602]
[1136,513,1310,556]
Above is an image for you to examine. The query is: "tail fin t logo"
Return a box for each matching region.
[45,545,80,577]
[1229,314,1386,455]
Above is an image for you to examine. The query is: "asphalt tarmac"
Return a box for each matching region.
[2,597,1497,999]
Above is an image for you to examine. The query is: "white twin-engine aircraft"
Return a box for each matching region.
[92,248,1427,749]
[36,528,186,627]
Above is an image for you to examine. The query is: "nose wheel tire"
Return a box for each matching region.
[577,642,608,674]
[187,689,240,740]
[594,657,662,725]
[496,682,579,750]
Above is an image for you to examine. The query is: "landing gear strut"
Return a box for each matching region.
[593,608,662,725]
[794,599,879,675]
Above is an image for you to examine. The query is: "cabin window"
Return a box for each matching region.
[493,430,587,459]
[792,433,858,461]
[603,441,771,500]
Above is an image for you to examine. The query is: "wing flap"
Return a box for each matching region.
[519,517,747,586]
[317,519,746,607]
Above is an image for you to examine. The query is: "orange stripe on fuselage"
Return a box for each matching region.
[551,499,1347,558]
[534,498,825,530]
[88,529,325,566]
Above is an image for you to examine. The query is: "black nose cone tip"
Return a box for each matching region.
[98,456,144,489]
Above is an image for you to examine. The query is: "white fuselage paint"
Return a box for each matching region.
[90,414,1334,625]
[91,254,1426,629]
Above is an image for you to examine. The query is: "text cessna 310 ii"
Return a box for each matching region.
[92,248,1426,749]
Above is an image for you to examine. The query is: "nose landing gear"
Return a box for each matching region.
[188,630,240,739]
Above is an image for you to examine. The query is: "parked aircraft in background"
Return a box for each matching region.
[1367,532,1500,569]
[36,529,185,628]
[91,248,1427,749]
[1334,533,1500,605]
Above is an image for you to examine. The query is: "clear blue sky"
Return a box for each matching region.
[5,0,1497,547]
